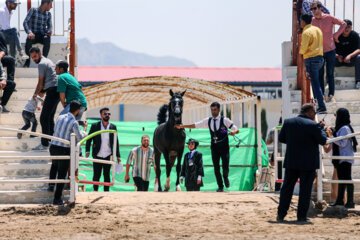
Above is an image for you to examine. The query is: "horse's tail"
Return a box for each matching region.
[157,104,168,125]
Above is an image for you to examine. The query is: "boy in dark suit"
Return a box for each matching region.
[85,107,121,191]
[180,138,204,191]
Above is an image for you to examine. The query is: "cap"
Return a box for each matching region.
[186,138,199,148]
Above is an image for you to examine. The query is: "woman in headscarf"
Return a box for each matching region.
[329,108,358,208]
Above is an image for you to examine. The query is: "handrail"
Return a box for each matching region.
[0,128,70,145]
[78,130,117,146]
[326,132,360,144]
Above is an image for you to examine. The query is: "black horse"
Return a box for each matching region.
[153,89,186,191]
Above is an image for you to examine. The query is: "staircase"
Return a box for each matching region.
[281,42,360,202]
[0,68,68,204]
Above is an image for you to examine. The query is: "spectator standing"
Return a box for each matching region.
[277,104,327,222]
[175,102,239,192]
[180,138,204,192]
[55,60,87,120]
[29,47,59,150]
[335,19,360,89]
[49,100,87,205]
[311,1,346,103]
[125,135,155,191]
[17,91,45,139]
[330,108,357,209]
[299,13,326,112]
[0,31,15,113]
[23,0,53,68]
[0,0,28,59]
[85,107,121,192]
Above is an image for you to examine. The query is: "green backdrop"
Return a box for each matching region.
[80,120,269,192]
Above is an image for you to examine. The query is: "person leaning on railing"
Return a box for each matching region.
[49,100,87,205]
[327,108,358,209]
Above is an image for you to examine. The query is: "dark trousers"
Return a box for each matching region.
[49,145,70,200]
[275,161,283,191]
[335,162,354,205]
[93,155,111,191]
[211,145,230,189]
[319,50,336,97]
[21,110,37,132]
[1,55,15,82]
[278,168,315,220]
[24,33,51,67]
[1,28,22,57]
[133,177,150,191]
[336,55,360,83]
[305,56,326,109]
[40,87,59,147]
[186,186,200,191]
[0,80,15,107]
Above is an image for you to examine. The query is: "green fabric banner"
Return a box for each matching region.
[80,120,269,192]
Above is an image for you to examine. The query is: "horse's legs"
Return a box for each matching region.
[163,151,172,191]
[175,149,184,191]
[154,147,162,192]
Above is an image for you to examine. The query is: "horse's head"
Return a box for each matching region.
[169,89,186,124]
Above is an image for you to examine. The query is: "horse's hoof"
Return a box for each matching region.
[154,182,159,192]
[164,177,170,191]
[176,184,181,192]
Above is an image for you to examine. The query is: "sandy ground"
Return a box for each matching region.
[0,192,360,240]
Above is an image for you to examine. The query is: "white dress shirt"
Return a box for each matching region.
[0,7,12,31]
[97,122,112,158]
[195,115,238,132]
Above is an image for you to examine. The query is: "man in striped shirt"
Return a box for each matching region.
[49,100,87,205]
[125,135,155,191]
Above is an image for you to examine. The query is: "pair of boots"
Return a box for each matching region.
[335,184,355,208]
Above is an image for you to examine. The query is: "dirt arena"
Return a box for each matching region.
[0,192,360,240]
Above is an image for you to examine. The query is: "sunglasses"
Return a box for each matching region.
[103,113,111,116]
[310,7,319,11]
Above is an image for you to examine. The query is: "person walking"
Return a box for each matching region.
[49,100,87,205]
[175,102,239,192]
[85,107,121,191]
[125,135,155,191]
[311,1,346,102]
[329,108,358,209]
[299,13,326,112]
[29,47,59,150]
[55,60,87,120]
[180,138,204,191]
[23,0,53,68]
[277,103,327,222]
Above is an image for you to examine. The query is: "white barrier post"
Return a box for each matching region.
[256,97,262,184]
[112,132,117,184]
[70,133,76,203]
[317,148,323,201]
[274,128,279,185]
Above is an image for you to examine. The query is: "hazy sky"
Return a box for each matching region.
[74,0,293,68]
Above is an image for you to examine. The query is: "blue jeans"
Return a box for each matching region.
[1,28,22,58]
[319,50,336,96]
[59,104,86,120]
[305,56,326,110]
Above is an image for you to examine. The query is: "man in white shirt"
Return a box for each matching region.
[0,0,27,59]
[85,107,121,191]
[176,102,239,192]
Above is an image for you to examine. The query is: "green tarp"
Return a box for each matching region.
[80,120,269,192]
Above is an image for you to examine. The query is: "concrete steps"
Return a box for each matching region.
[14,78,38,89]
[0,177,48,191]
[0,163,51,178]
[0,125,42,137]
[0,137,43,151]
[0,190,69,204]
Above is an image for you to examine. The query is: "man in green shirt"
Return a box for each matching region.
[56,60,87,120]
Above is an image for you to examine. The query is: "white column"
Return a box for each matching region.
[70,133,76,203]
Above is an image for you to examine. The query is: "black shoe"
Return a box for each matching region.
[345,202,355,209]
[224,178,230,188]
[276,215,284,222]
[1,106,10,113]
[297,217,310,222]
[47,185,54,192]
[53,198,64,206]
[316,107,327,114]
[30,135,37,138]
[216,188,224,192]
[13,88,17,92]
[23,59,30,68]
[17,133,22,139]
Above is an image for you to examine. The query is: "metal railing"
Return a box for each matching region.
[273,126,360,202]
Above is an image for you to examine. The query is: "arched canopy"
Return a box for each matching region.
[83,76,257,110]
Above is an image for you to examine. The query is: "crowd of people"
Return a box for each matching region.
[299,1,360,113]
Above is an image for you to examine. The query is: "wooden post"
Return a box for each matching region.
[231,103,235,121]
[248,102,252,127]
[69,0,76,76]
[239,103,243,128]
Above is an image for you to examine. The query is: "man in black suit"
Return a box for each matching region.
[277,103,327,222]
[85,107,121,191]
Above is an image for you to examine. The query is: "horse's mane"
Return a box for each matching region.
[157,104,169,125]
